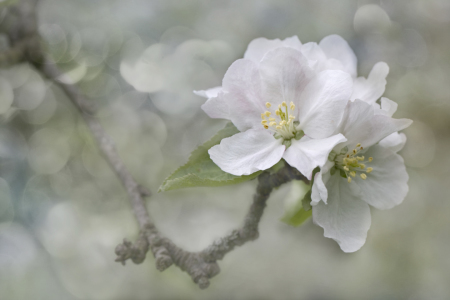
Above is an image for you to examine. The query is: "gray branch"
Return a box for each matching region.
[1,0,309,289]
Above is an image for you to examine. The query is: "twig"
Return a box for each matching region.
[1,0,309,289]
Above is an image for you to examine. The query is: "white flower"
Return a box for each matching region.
[196,35,389,106]
[310,99,412,252]
[196,47,353,178]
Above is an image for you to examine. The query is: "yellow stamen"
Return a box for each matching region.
[263,125,269,129]
[347,177,352,183]
[335,142,374,182]
[259,101,298,140]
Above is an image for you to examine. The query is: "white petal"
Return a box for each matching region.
[208,129,285,176]
[356,145,409,210]
[319,35,357,78]
[259,47,313,108]
[298,70,353,138]
[301,42,327,62]
[300,42,328,71]
[379,97,398,117]
[283,134,347,180]
[193,86,222,99]
[200,93,230,120]
[338,100,412,149]
[280,36,303,51]
[301,42,350,74]
[313,174,371,252]
[202,59,265,131]
[379,132,407,153]
[311,169,329,205]
[244,36,302,64]
[351,62,389,103]
[311,161,334,205]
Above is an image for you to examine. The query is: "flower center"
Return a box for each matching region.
[261,101,302,145]
[328,143,374,183]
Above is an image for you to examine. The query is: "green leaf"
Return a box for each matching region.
[284,206,312,227]
[301,190,312,211]
[159,122,262,192]
[281,180,312,227]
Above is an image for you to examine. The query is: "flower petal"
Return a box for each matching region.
[379,97,398,117]
[208,129,285,176]
[313,174,371,253]
[311,160,335,205]
[356,145,409,210]
[283,134,347,180]
[301,42,351,74]
[194,86,222,99]
[351,62,389,103]
[298,70,353,138]
[202,59,265,131]
[244,36,302,64]
[338,100,412,149]
[319,35,357,78]
[379,132,407,153]
[200,92,230,120]
[311,170,328,205]
[259,47,314,109]
[300,42,328,70]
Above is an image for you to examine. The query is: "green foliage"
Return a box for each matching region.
[301,190,312,211]
[281,180,312,227]
[283,205,312,227]
[159,122,262,192]
[281,167,320,226]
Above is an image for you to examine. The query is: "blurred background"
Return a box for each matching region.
[0,0,448,299]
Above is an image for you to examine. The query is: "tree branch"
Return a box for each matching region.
[1,0,309,289]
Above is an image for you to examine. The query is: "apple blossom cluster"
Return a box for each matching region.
[194,35,412,252]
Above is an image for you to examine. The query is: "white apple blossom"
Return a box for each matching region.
[310,99,412,252]
[196,34,389,106]
[196,46,353,178]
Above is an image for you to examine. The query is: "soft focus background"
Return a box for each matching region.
[0,0,448,299]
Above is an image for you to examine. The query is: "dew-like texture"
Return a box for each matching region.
[1,0,450,299]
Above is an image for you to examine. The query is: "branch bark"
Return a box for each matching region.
[1,0,309,289]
